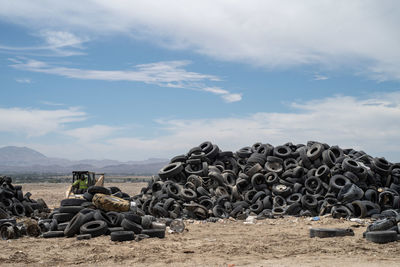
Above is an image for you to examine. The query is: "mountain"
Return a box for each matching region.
[0,146,168,175]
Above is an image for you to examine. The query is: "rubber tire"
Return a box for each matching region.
[64,213,86,237]
[141,229,165,238]
[88,186,111,195]
[77,234,91,240]
[80,220,108,237]
[60,198,87,207]
[53,213,75,223]
[366,231,397,244]
[59,206,84,214]
[110,231,135,242]
[42,231,64,238]
[310,228,354,238]
[121,218,143,234]
[92,193,130,212]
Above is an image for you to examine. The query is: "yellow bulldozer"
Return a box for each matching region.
[65,171,105,199]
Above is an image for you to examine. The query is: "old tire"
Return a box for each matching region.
[92,193,130,212]
[110,231,135,242]
[366,231,397,244]
[42,231,64,238]
[80,220,108,237]
[141,229,165,238]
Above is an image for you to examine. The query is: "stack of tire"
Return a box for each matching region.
[42,185,166,242]
[363,212,400,243]
[130,141,400,222]
[0,176,49,219]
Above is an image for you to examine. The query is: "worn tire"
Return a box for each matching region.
[64,213,86,237]
[92,193,130,212]
[42,231,64,238]
[141,229,165,238]
[76,234,91,240]
[310,228,354,238]
[59,206,84,214]
[80,220,108,237]
[60,198,87,207]
[121,218,143,234]
[366,231,397,244]
[88,186,111,195]
[53,213,75,223]
[110,231,135,242]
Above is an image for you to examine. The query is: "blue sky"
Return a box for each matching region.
[0,1,400,161]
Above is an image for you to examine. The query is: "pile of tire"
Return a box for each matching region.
[131,141,400,221]
[0,176,50,219]
[41,185,166,242]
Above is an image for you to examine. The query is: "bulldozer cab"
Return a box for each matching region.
[72,171,95,188]
[66,171,105,198]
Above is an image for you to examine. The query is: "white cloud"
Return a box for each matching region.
[13,92,400,161]
[10,58,241,102]
[64,125,120,142]
[0,30,87,56]
[0,107,86,136]
[103,92,400,161]
[0,1,399,80]
[15,78,31,83]
[313,74,329,81]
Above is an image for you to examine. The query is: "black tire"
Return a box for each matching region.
[83,192,94,201]
[80,220,108,237]
[366,231,397,244]
[0,208,9,219]
[341,158,361,173]
[350,200,367,218]
[12,203,25,216]
[88,186,111,195]
[64,213,86,237]
[141,229,165,238]
[122,212,142,224]
[272,184,291,197]
[107,211,124,227]
[109,186,121,194]
[307,143,323,161]
[59,206,84,214]
[322,150,336,168]
[180,188,197,202]
[53,213,75,223]
[329,175,351,193]
[367,218,396,232]
[57,222,69,231]
[93,210,113,226]
[310,228,354,238]
[107,227,124,234]
[60,198,87,207]
[158,162,184,180]
[42,231,64,238]
[77,234,91,240]
[110,231,135,242]
[301,195,318,210]
[121,218,143,234]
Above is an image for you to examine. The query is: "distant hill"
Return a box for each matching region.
[0,146,169,175]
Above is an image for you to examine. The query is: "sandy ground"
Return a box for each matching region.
[0,183,399,266]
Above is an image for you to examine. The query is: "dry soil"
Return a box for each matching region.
[0,183,399,266]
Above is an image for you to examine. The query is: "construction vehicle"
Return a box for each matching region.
[65,171,105,199]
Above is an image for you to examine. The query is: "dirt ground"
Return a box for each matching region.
[1,183,399,266]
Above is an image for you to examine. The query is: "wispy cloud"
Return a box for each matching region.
[0,107,86,137]
[313,74,329,81]
[0,30,88,56]
[0,1,399,80]
[11,92,400,161]
[15,78,31,83]
[10,58,241,102]
[64,125,121,142]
